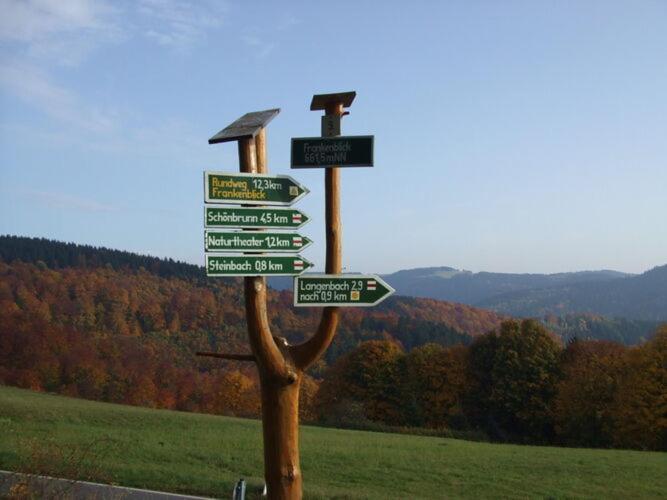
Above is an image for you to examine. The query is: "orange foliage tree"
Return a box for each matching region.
[553,339,627,447]
[611,325,667,450]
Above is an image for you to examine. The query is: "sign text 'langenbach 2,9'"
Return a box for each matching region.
[293,274,394,307]
[205,172,308,205]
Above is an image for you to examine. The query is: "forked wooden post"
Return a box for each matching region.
[204,95,355,499]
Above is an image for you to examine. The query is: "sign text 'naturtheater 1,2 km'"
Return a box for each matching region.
[205,230,312,253]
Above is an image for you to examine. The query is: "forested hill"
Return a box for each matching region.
[381,266,631,305]
[381,265,667,322]
[0,235,203,282]
[479,264,667,321]
[0,235,506,414]
[0,235,505,357]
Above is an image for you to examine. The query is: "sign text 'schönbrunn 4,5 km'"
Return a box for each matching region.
[205,206,310,229]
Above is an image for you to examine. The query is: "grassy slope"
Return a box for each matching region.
[1,386,665,499]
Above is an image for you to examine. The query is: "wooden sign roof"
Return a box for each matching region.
[208,108,280,144]
[310,91,356,111]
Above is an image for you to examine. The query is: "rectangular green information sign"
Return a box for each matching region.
[206,255,313,277]
[205,231,312,253]
[293,274,395,307]
[204,172,308,205]
[290,136,374,168]
[205,207,310,229]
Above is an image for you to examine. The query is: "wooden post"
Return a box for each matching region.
[206,97,354,499]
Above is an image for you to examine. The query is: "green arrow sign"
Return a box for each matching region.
[205,207,310,229]
[206,255,313,277]
[293,274,395,307]
[204,171,309,206]
[205,231,312,253]
[291,136,374,168]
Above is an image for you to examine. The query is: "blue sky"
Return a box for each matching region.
[1,0,666,274]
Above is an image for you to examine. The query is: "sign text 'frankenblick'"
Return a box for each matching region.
[204,172,308,206]
[290,136,374,168]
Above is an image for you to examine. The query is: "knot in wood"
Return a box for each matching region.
[283,464,299,482]
[286,371,297,384]
[253,280,264,292]
[273,336,289,347]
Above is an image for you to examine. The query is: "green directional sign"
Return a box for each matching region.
[205,207,310,229]
[205,231,312,253]
[204,171,308,206]
[206,255,313,277]
[293,274,395,307]
[291,136,374,168]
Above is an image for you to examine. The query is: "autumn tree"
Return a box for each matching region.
[553,339,627,447]
[316,340,405,425]
[466,319,561,441]
[401,343,468,428]
[611,325,667,450]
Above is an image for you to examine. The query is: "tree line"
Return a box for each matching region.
[316,320,666,451]
[0,258,499,420]
[1,245,664,451]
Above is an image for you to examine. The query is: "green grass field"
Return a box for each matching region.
[1,385,665,499]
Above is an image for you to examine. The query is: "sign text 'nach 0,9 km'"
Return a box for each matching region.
[205,230,313,253]
[206,255,313,277]
[205,207,310,229]
[294,274,395,307]
[204,171,308,206]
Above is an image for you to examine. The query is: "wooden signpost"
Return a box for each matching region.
[199,93,391,499]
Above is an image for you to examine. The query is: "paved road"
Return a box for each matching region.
[0,470,216,499]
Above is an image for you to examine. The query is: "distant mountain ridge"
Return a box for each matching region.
[381,266,631,304]
[381,265,667,322]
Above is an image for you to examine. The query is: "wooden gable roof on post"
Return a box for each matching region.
[208,108,281,144]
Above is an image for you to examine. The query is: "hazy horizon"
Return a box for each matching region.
[2,1,666,275]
